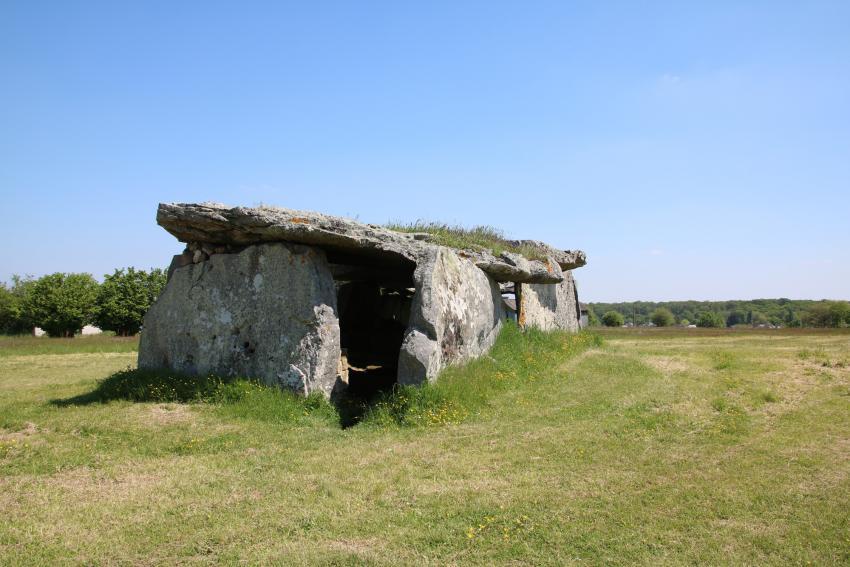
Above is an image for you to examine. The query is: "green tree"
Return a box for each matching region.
[784,306,800,327]
[696,311,725,328]
[829,301,850,327]
[0,285,14,333]
[587,299,828,329]
[95,268,166,336]
[602,311,625,327]
[0,276,35,334]
[802,301,850,327]
[23,273,100,337]
[650,307,674,327]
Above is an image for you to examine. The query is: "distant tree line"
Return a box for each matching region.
[0,268,166,337]
[588,299,850,328]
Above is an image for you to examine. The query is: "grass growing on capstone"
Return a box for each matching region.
[1,328,849,564]
[386,220,550,260]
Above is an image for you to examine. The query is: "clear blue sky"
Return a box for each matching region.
[2,1,848,302]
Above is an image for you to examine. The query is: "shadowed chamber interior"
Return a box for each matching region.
[331,262,415,397]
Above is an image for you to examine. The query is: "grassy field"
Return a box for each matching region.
[1,328,848,565]
[0,334,139,358]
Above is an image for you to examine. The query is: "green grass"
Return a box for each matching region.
[355,326,601,428]
[386,220,550,261]
[1,328,849,564]
[0,334,139,357]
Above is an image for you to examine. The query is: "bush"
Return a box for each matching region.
[22,273,99,337]
[602,311,625,327]
[697,311,726,328]
[95,268,166,336]
[650,308,675,327]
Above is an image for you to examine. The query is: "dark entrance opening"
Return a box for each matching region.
[329,259,415,400]
[336,282,412,395]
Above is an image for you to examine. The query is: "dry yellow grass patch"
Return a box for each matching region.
[325,537,386,556]
[0,421,40,443]
[642,355,690,374]
[140,403,197,427]
[45,465,164,502]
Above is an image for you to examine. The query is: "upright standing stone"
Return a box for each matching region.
[398,247,504,385]
[518,259,581,332]
[138,243,342,397]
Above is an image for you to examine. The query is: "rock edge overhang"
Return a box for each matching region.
[157,202,586,284]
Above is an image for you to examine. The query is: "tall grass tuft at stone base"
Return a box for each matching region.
[359,324,602,427]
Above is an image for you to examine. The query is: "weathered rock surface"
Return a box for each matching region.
[506,240,587,270]
[398,247,504,385]
[138,243,342,397]
[157,202,578,284]
[460,249,563,284]
[518,259,581,332]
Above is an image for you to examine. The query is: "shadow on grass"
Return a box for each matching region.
[49,367,342,426]
[49,366,382,428]
[50,367,236,406]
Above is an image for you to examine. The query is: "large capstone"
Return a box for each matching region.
[138,243,342,397]
[518,259,581,332]
[398,247,504,385]
[156,202,583,284]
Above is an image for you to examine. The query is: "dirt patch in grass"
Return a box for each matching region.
[759,357,849,414]
[642,355,691,374]
[0,421,40,442]
[325,537,386,556]
[143,404,196,427]
[40,465,165,505]
[794,440,850,494]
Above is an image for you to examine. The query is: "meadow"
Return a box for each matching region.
[1,327,848,565]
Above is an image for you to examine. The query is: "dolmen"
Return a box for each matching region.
[138,203,587,397]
